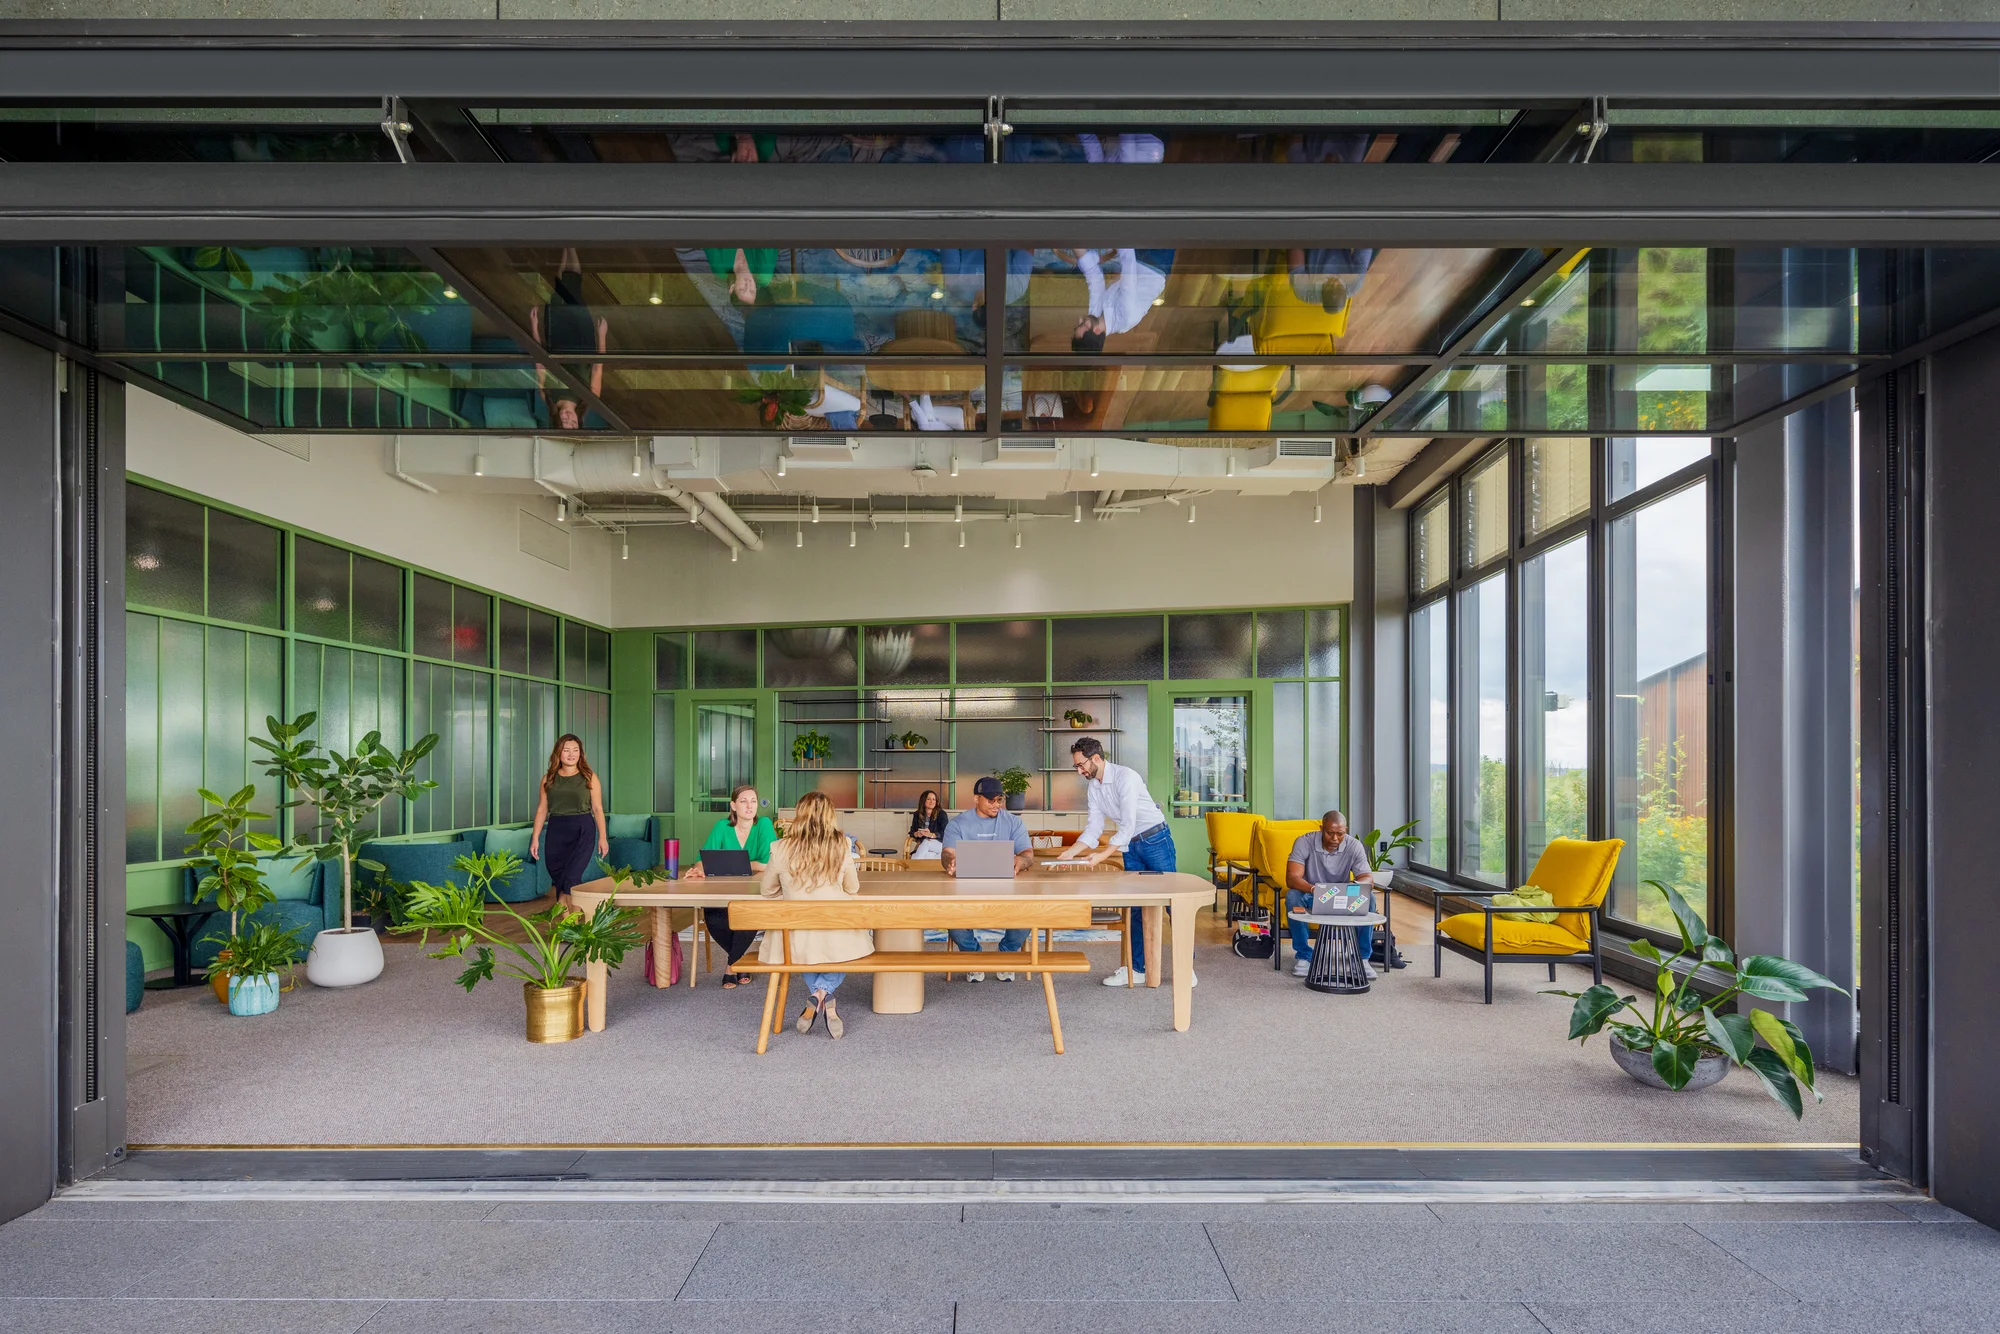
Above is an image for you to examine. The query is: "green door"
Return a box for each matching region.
[694,699,758,815]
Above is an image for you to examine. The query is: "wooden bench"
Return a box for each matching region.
[729,899,1093,1055]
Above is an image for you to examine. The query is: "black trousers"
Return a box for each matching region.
[703,907,755,967]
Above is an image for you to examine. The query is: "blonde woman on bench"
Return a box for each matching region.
[757,791,871,1039]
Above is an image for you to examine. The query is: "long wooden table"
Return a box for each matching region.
[568,868,1214,1034]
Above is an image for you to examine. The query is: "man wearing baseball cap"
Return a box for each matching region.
[939,776,1036,981]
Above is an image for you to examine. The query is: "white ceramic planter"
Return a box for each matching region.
[305,927,384,988]
[1372,869,1395,889]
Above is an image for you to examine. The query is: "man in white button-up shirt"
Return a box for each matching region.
[1052,736,1190,987]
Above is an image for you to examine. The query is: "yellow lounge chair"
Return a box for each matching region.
[1249,819,1325,970]
[1433,836,1623,1003]
[1204,811,1263,922]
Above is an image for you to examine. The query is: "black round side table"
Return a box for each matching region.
[1296,911,1387,994]
[127,903,221,989]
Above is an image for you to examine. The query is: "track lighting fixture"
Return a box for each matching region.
[1074,499,1083,523]
[472,454,486,477]
[950,455,959,478]
[811,501,820,524]
[556,499,566,522]
[621,532,629,560]
[1314,502,1323,524]
[730,547,738,563]
[1225,454,1235,478]
[1015,529,1022,550]
[849,527,856,548]
[1189,505,1198,524]
[958,530,966,549]
[903,528,911,549]
[954,501,963,523]
[796,527,804,548]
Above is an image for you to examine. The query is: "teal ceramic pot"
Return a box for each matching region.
[227,970,281,1016]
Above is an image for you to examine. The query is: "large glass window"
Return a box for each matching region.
[1409,598,1449,869]
[1457,572,1508,884]
[1525,437,1592,538]
[1522,535,1591,869]
[1610,480,1710,930]
[1413,493,1451,597]
[1461,450,1510,569]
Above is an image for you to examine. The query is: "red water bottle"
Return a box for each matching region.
[664,837,680,879]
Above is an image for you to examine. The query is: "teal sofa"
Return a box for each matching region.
[125,938,145,1013]
[604,815,662,876]
[358,837,477,906]
[461,827,548,902]
[183,853,331,970]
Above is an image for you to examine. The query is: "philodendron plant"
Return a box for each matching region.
[1547,879,1847,1117]
[394,851,644,993]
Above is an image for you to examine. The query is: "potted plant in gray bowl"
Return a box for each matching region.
[994,765,1032,812]
[1547,880,1845,1116]
[1358,818,1421,889]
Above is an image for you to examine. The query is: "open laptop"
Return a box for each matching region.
[953,840,1018,879]
[699,848,753,877]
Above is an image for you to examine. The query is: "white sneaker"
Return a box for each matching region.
[1363,962,1379,980]
[1102,967,1145,987]
[965,972,985,983]
[996,972,1016,982]
[1293,958,1311,977]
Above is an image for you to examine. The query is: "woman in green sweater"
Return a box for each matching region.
[681,783,776,988]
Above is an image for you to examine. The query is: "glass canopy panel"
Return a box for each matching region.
[1000,108,1522,164]
[437,246,985,356]
[1376,361,1850,434]
[0,106,404,162]
[1006,363,1403,434]
[119,361,543,431]
[107,247,515,358]
[468,108,984,164]
[1598,107,2000,164]
[588,363,985,432]
[1003,247,1524,355]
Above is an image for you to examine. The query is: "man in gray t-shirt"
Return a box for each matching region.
[1283,811,1378,979]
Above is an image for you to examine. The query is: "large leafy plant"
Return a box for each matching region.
[209,921,305,984]
[393,851,643,992]
[1359,818,1422,872]
[183,782,284,938]
[1548,880,1846,1118]
[253,712,439,933]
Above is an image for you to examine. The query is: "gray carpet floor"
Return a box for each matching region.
[126,932,1860,1146]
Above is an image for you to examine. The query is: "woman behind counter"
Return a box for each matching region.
[758,790,871,1040]
[529,734,609,906]
[680,783,776,989]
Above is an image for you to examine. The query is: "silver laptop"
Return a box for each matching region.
[953,840,1018,879]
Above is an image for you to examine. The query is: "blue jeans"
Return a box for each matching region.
[803,972,845,995]
[1121,823,1178,973]
[1289,888,1374,964]
[948,929,1029,955]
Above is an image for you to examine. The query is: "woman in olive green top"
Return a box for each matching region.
[529,734,609,904]
[681,783,775,988]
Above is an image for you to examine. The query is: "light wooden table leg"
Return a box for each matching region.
[586,956,608,1031]
[650,906,674,989]
[872,927,924,1013]
[1170,898,1196,1032]
[1143,906,1163,988]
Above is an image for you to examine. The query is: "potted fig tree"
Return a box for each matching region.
[253,712,438,988]
[183,782,284,1003]
[393,851,643,1043]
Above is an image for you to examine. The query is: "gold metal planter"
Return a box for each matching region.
[524,981,585,1043]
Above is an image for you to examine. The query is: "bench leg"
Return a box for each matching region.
[756,973,779,1055]
[774,972,790,1036]
[1040,970,1065,1055]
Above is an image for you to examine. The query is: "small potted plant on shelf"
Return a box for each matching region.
[1547,880,1846,1115]
[211,921,305,1016]
[900,730,929,751]
[253,712,438,989]
[791,729,833,770]
[1358,819,1422,888]
[994,764,1033,812]
[392,851,644,1044]
[1062,709,1095,729]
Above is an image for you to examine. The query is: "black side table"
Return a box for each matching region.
[127,903,221,989]
[1296,911,1388,994]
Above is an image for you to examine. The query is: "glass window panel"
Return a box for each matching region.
[1608,436,1711,502]
[1476,252,1590,356]
[200,628,251,828]
[1271,681,1305,821]
[158,618,205,855]
[1525,437,1592,538]
[126,485,205,616]
[950,688,1040,811]
[695,700,758,813]
[1046,684,1146,812]
[591,363,985,433]
[1308,680,1342,818]
[205,509,281,628]
[1610,481,1710,930]
[292,536,349,641]
[655,632,688,690]
[243,633,285,833]
[1007,363,1406,434]
[118,360,544,432]
[1052,615,1161,682]
[1413,493,1451,596]
[412,574,453,661]
[694,629,758,689]
[564,688,610,807]
[652,693,677,814]
[956,619,1048,685]
[865,622,952,686]
[764,625,858,688]
[1461,449,1510,570]
[1172,695,1248,817]
[564,619,587,683]
[1004,247,1524,356]
[1523,536,1591,874]
[409,661,440,832]
[1409,599,1449,869]
[1599,111,2000,166]
[125,612,160,863]
[452,587,490,667]
[437,245,987,357]
[1256,611,1305,679]
[528,609,559,679]
[590,627,612,690]
[493,676,554,826]
[1307,609,1342,678]
[496,600,530,675]
[1379,361,1777,436]
[1457,573,1508,885]
[1168,612,1254,679]
[351,553,402,650]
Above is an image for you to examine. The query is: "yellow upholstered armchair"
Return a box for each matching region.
[1204,811,1264,922]
[1433,836,1623,1003]
[1249,819,1324,968]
